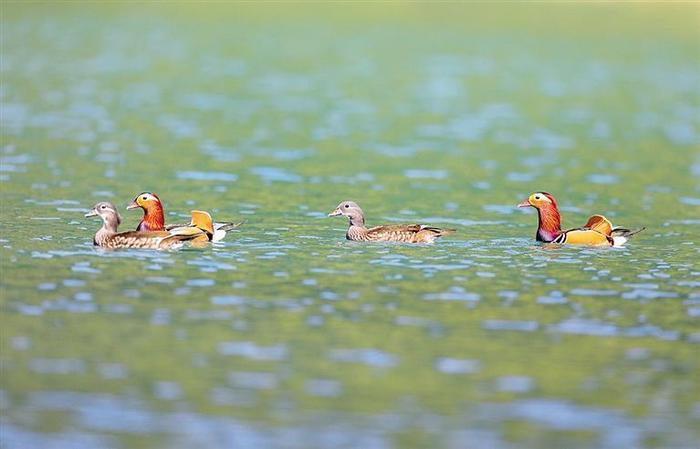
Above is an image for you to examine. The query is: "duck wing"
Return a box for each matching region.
[103,229,208,249]
[574,214,645,246]
[581,214,614,235]
[553,228,613,245]
[159,226,210,248]
[103,231,173,249]
[366,224,455,243]
[166,220,243,242]
[164,225,210,246]
[552,214,616,245]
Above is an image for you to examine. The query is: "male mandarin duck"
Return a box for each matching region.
[85,202,210,249]
[126,192,241,242]
[517,192,645,246]
[328,200,455,243]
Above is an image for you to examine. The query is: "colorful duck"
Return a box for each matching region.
[328,200,455,243]
[85,202,210,249]
[518,192,645,246]
[126,192,241,242]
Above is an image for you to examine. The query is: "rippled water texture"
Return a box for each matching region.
[1,4,699,449]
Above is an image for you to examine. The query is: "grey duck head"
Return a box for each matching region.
[85,201,122,231]
[328,200,365,226]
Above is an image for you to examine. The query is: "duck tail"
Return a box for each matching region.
[215,220,245,232]
[210,220,244,242]
[424,226,456,236]
[610,227,646,246]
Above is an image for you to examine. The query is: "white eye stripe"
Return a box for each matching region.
[533,194,551,203]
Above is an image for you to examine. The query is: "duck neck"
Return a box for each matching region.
[348,214,365,228]
[139,204,165,231]
[536,205,562,242]
[346,214,367,240]
[95,216,119,246]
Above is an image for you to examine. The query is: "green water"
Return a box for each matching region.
[1,4,699,448]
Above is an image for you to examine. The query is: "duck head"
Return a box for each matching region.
[85,201,122,231]
[127,192,161,211]
[127,192,165,231]
[328,200,365,227]
[518,192,562,242]
[518,192,556,209]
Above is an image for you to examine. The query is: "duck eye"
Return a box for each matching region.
[100,205,106,209]
[344,204,349,208]
[535,195,541,200]
[142,196,147,201]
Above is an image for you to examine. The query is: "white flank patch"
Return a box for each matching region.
[612,236,628,247]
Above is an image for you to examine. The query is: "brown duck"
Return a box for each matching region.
[328,200,455,243]
[85,202,210,249]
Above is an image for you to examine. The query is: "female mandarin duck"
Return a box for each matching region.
[126,192,240,242]
[328,200,455,243]
[518,192,644,246]
[85,202,212,249]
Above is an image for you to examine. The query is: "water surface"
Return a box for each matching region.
[1,4,699,449]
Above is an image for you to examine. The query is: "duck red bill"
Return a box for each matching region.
[517,199,531,208]
[126,200,139,210]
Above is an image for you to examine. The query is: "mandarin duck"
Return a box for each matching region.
[328,200,455,243]
[518,192,645,246]
[127,192,241,242]
[85,202,210,249]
